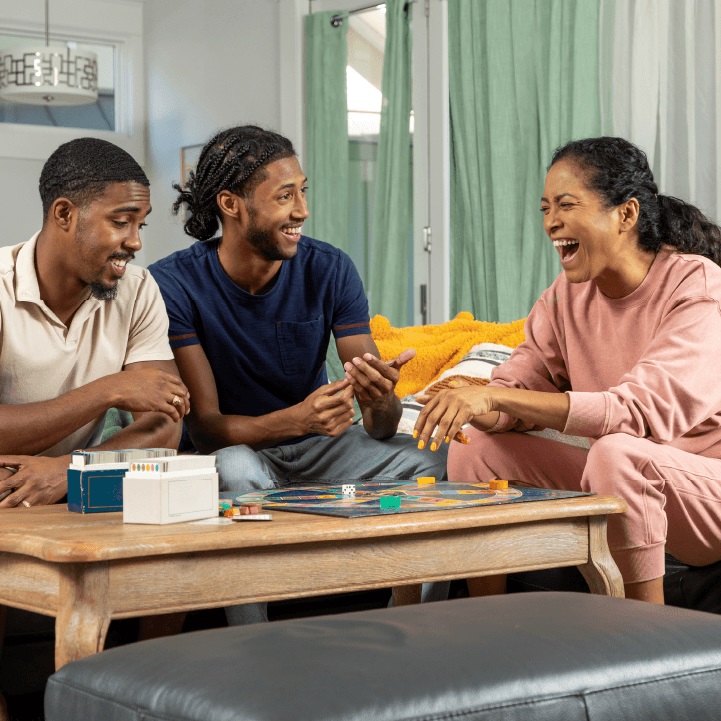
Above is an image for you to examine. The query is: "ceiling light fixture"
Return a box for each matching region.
[0,0,98,106]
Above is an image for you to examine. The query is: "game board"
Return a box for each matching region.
[231,480,591,518]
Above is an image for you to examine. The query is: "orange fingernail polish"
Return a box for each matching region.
[412,430,419,439]
[444,436,450,444]
[430,442,437,452]
[417,440,425,450]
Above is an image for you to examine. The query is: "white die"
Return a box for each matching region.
[342,484,356,496]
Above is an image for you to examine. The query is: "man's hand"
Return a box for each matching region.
[343,348,415,405]
[0,466,14,502]
[414,386,497,451]
[0,455,69,507]
[294,380,355,437]
[106,368,190,422]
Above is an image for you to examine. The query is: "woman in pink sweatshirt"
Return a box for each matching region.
[414,136,721,604]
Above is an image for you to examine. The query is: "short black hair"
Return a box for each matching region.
[551,136,721,266]
[173,125,296,241]
[39,138,149,217]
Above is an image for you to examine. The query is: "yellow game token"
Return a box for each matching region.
[417,476,436,485]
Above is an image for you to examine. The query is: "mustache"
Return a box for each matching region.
[108,253,135,262]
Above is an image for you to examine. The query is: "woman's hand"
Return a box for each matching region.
[423,376,473,396]
[413,386,498,450]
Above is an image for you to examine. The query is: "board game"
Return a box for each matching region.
[230,480,590,519]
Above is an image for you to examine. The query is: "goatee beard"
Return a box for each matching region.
[89,280,119,301]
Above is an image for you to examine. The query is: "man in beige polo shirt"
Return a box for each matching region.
[0,138,190,508]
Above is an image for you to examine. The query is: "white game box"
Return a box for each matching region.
[122,455,218,525]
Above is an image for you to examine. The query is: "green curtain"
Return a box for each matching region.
[304,11,349,252]
[449,0,601,322]
[368,0,413,327]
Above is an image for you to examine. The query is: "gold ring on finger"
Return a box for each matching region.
[172,395,183,407]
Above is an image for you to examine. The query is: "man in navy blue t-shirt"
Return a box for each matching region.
[150,126,449,623]
[149,125,447,498]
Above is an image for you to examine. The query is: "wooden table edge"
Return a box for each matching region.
[0,495,627,563]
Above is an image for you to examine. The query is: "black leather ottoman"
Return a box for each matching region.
[45,592,721,721]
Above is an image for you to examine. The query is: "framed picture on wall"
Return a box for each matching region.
[179,144,204,221]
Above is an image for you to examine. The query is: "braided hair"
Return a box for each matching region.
[550,137,721,266]
[39,138,149,218]
[173,126,296,241]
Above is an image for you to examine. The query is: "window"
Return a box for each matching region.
[347,8,384,139]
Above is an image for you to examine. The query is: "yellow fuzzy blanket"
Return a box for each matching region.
[371,311,526,397]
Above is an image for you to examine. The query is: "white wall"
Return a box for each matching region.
[140,0,282,266]
[0,158,45,244]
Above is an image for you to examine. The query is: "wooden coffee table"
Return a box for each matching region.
[0,495,626,670]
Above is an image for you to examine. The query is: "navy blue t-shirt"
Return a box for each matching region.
[148,236,370,421]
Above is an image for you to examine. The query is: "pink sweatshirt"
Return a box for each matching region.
[489,249,721,457]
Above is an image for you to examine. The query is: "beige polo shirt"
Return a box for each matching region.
[0,232,175,456]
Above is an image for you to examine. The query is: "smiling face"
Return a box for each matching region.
[72,181,151,299]
[541,159,640,294]
[240,156,309,261]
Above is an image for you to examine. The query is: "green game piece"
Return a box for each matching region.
[380,496,401,510]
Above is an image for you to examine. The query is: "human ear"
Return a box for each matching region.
[216,190,243,221]
[49,198,76,232]
[619,198,640,231]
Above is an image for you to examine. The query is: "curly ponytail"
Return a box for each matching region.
[656,194,721,266]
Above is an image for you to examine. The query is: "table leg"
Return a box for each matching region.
[0,604,7,721]
[55,563,111,669]
[392,584,423,606]
[578,516,625,598]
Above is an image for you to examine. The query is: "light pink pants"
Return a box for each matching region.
[448,428,721,584]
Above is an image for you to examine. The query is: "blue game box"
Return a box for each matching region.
[67,467,126,513]
[67,449,177,514]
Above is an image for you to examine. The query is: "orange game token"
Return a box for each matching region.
[489,479,509,490]
[241,503,262,515]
